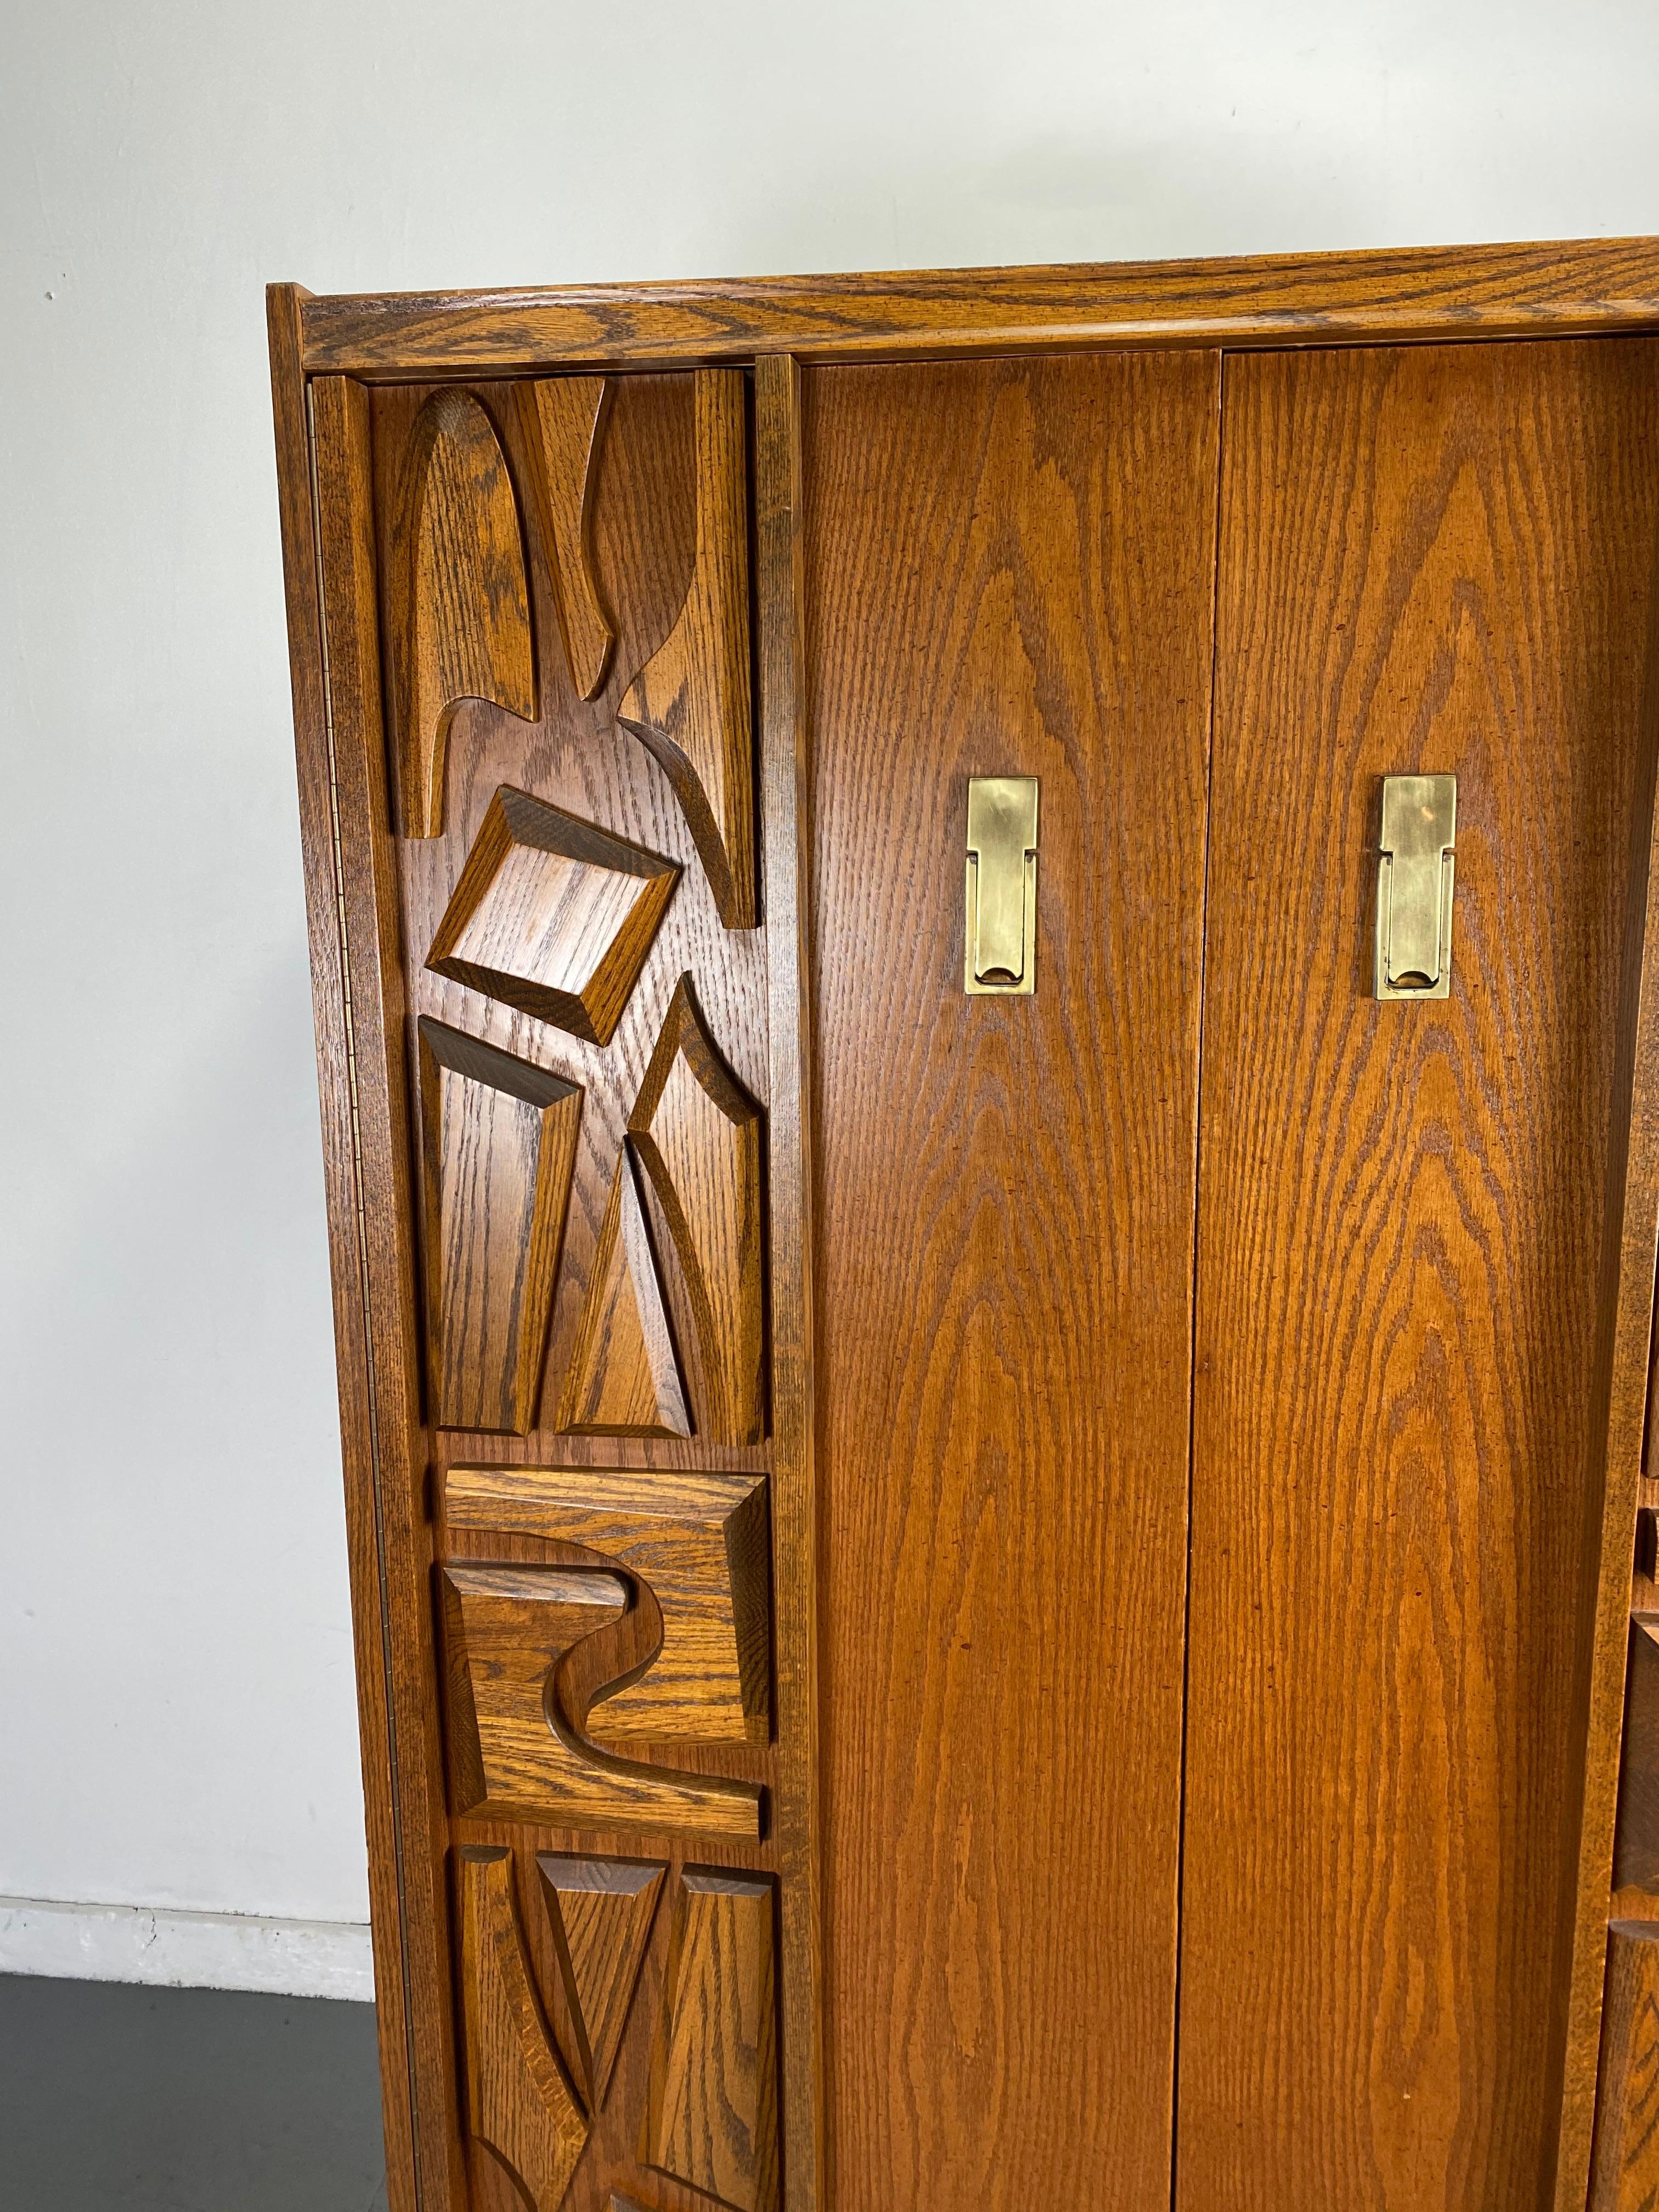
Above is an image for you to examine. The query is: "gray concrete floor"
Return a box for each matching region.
[0,1973,389,2209]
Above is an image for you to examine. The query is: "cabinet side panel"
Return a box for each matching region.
[267,294,424,2212]
[805,349,1220,2209]
[1182,336,1659,2212]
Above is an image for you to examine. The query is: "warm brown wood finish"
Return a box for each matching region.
[442,1564,627,1813]
[449,1465,770,1748]
[628,976,765,1446]
[441,1558,763,1839]
[516,379,616,701]
[272,242,1659,2212]
[1556,526,1659,2207]
[556,1152,691,1437]
[294,360,468,2209]
[805,348,1218,2207]
[752,349,822,2209]
[646,1870,780,2212]
[268,298,425,2212]
[418,1020,583,1435]
[1616,1623,1659,1894]
[1590,1923,1659,2210]
[300,238,1659,376]
[618,371,755,928]
[425,788,680,1047]
[459,1846,589,2209]
[393,390,537,837]
[1180,337,1659,2212]
[536,1854,665,2111]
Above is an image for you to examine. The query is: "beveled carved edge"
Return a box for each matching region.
[289,237,1659,376]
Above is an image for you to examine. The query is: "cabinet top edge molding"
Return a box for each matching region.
[281,235,1659,378]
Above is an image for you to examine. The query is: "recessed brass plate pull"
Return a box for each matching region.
[965,776,1038,995]
[1375,773,1457,1000]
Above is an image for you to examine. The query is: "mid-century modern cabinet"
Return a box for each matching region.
[269,239,1659,2211]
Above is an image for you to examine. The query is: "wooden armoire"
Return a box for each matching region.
[269,240,1659,2212]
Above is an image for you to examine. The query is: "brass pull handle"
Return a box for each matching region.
[1375,774,1457,1000]
[965,776,1039,995]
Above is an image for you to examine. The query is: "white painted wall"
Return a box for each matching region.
[3,0,1658,1990]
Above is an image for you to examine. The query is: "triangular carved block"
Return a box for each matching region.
[428,787,680,1044]
[393,390,536,837]
[617,369,755,928]
[458,1846,588,2212]
[558,1147,690,1437]
[537,1853,664,2110]
[515,377,615,701]
[646,1869,779,2212]
[629,979,765,1444]
[417,1019,582,1434]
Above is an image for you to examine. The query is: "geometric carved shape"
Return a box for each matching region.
[1615,1618,1659,1892]
[515,379,616,701]
[441,1561,763,1840]
[443,1563,628,1815]
[646,1870,779,2212]
[417,1019,582,1434]
[393,390,537,838]
[448,1465,771,1747]
[1590,1922,1659,2209]
[458,1845,588,2212]
[556,1148,691,1437]
[629,978,765,1446]
[617,370,755,928]
[536,1853,665,2110]
[427,788,680,1045]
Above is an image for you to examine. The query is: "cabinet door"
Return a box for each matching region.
[1180,337,1659,2212]
[804,350,1220,2209]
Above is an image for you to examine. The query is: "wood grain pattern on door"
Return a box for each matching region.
[1180,337,1659,2212]
[805,348,1220,2209]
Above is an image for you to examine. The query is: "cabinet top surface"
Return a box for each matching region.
[281,235,1659,379]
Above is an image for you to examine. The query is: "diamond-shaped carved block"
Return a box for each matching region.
[428,786,680,1044]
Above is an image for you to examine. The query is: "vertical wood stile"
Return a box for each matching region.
[266,291,422,2212]
[299,353,469,2210]
[753,351,822,2211]
[1554,530,1659,2212]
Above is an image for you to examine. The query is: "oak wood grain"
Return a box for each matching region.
[458,1844,588,2210]
[646,1870,780,2212]
[378,371,770,1467]
[448,1464,770,1747]
[443,1563,627,1813]
[629,975,765,1448]
[516,377,615,699]
[268,306,425,2212]
[298,238,1659,377]
[556,1149,692,1437]
[1590,1923,1659,2211]
[417,1018,582,1435]
[617,370,756,929]
[442,1562,762,1840]
[391,389,536,836]
[1553,450,1659,2207]
[753,349,823,2210]
[426,786,680,1046]
[1615,1623,1659,1894]
[536,1853,665,2111]
[805,348,1218,2208]
[1180,337,1659,2212]
[303,366,469,2209]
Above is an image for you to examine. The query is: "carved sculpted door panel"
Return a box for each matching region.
[272,254,1659,2212]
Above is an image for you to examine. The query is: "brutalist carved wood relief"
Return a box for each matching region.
[353,368,779,2209]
